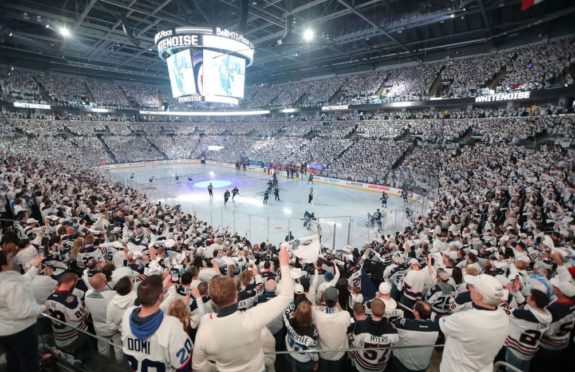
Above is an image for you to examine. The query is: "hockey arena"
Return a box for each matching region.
[1,1,575,372]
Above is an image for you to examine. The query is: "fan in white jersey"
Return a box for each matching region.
[505,282,552,372]
[365,282,405,321]
[349,298,399,372]
[283,301,319,370]
[45,273,89,350]
[121,275,192,372]
[85,273,118,359]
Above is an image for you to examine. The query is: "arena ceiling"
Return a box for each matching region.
[0,0,574,85]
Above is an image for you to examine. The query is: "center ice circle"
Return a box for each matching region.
[194,180,232,188]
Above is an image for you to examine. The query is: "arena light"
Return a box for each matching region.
[388,101,418,108]
[303,28,314,42]
[280,108,299,114]
[139,110,270,117]
[59,26,71,38]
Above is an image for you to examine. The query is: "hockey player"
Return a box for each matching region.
[121,275,192,372]
[224,190,230,206]
[207,183,213,199]
[263,189,270,204]
[401,189,408,203]
[308,187,313,204]
[274,186,280,201]
[349,298,399,372]
[380,191,388,208]
[232,186,239,200]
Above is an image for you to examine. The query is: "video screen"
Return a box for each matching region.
[202,50,246,98]
[166,50,197,98]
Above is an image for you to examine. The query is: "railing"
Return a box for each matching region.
[38,312,446,371]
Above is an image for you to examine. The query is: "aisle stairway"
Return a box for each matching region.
[146,137,168,160]
[96,135,117,163]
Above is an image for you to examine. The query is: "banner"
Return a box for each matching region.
[288,235,321,263]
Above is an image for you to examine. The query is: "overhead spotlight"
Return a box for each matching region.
[45,24,50,29]
[450,14,455,18]
[59,26,71,38]
[9,32,13,37]
[303,28,314,42]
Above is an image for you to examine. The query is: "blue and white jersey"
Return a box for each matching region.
[393,318,439,371]
[425,283,455,315]
[348,317,398,372]
[283,314,319,363]
[121,307,192,372]
[506,305,552,359]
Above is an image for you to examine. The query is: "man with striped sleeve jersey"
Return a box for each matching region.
[532,254,575,372]
[349,298,398,372]
[504,280,552,372]
[45,273,89,351]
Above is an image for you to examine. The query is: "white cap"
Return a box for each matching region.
[378,282,391,295]
[294,284,305,295]
[550,277,575,298]
[465,274,504,305]
[495,275,510,287]
[408,258,419,266]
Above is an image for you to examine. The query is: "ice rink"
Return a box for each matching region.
[103,164,423,249]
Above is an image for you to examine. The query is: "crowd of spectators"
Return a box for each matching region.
[1,36,573,111]
[1,108,574,372]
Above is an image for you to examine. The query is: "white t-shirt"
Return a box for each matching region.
[439,305,509,372]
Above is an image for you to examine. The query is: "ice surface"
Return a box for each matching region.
[104,164,424,249]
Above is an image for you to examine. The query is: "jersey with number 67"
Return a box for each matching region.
[121,307,192,372]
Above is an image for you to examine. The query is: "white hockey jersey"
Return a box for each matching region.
[121,307,192,372]
[348,317,399,372]
[505,305,552,360]
[45,289,89,348]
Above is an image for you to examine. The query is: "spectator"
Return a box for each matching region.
[85,273,118,359]
[392,301,440,372]
[439,274,509,372]
[0,253,45,372]
[192,245,293,371]
[349,298,398,372]
[283,301,320,371]
[121,275,193,371]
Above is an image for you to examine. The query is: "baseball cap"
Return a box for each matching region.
[294,284,305,295]
[323,287,339,303]
[378,282,391,295]
[465,274,504,304]
[550,277,575,298]
[409,258,419,266]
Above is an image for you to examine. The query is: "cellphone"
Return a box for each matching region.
[171,269,180,283]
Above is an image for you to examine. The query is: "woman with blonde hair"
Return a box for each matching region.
[70,237,84,267]
[284,301,319,371]
[168,299,193,337]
